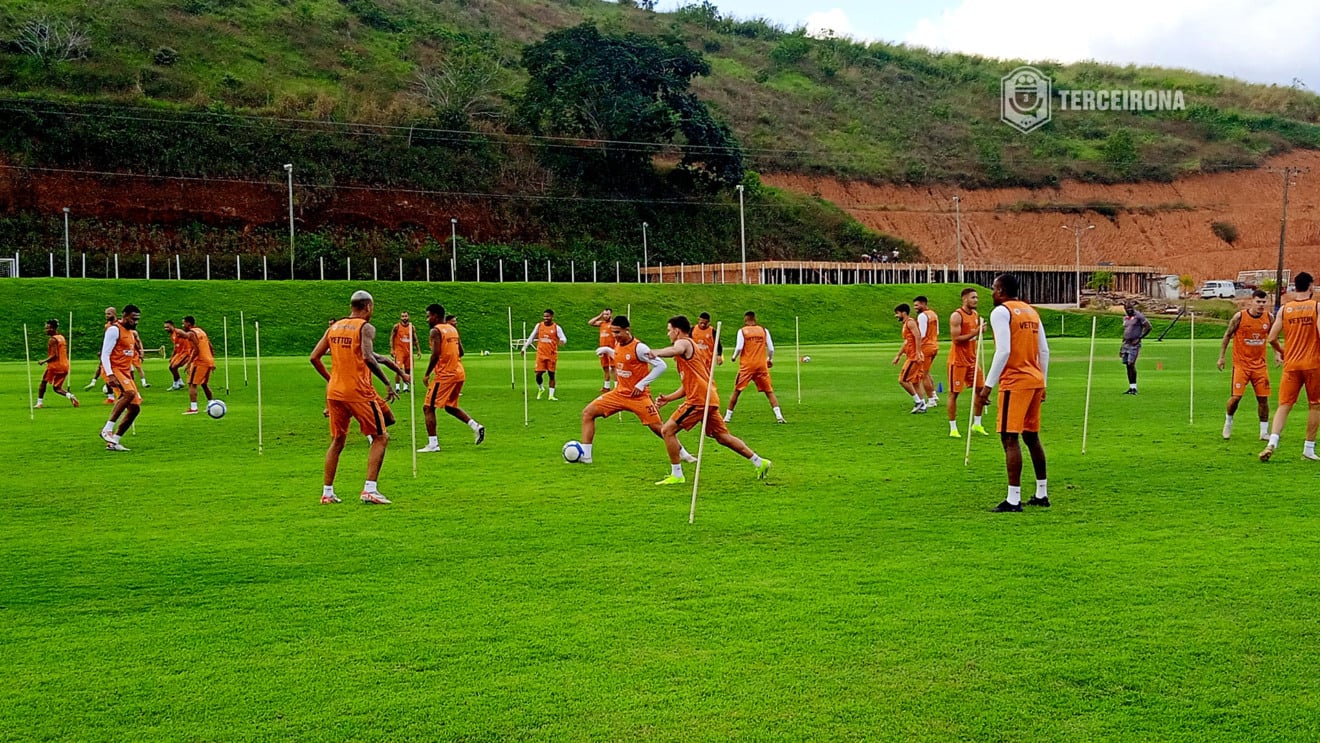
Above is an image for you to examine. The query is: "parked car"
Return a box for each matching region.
[1200,280,1236,299]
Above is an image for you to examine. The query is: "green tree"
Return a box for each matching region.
[518,23,743,188]
[1102,129,1139,178]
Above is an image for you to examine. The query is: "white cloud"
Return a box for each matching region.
[805,8,855,40]
[904,0,1320,87]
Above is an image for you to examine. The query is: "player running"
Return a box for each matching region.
[1218,289,1272,441]
[589,308,618,391]
[389,312,420,393]
[947,288,988,437]
[522,309,566,401]
[417,303,485,453]
[35,318,78,409]
[692,312,723,367]
[914,295,940,409]
[892,303,927,413]
[310,291,409,505]
[723,311,786,424]
[179,316,217,415]
[976,274,1051,512]
[98,305,144,451]
[1260,272,1320,462]
[84,306,118,404]
[164,319,194,390]
[651,315,772,485]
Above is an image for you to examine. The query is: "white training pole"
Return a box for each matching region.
[223,316,231,395]
[795,316,802,404]
[1189,310,1195,425]
[23,324,34,420]
[240,309,249,386]
[507,306,516,390]
[1082,316,1098,454]
[689,321,723,525]
[409,352,417,479]
[255,321,263,454]
[964,320,985,467]
[522,322,529,427]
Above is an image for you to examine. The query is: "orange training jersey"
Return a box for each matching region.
[612,338,653,396]
[1280,299,1320,371]
[1232,311,1271,370]
[433,323,465,382]
[534,322,561,360]
[738,325,769,370]
[949,308,980,367]
[192,327,216,368]
[392,323,414,358]
[677,341,719,408]
[920,309,939,352]
[598,322,616,350]
[326,317,376,403]
[998,301,1045,390]
[901,319,918,358]
[691,324,716,363]
[109,322,137,376]
[170,328,193,359]
[48,334,70,372]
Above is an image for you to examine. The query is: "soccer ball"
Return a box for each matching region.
[481,349,491,356]
[562,440,586,463]
[802,356,812,363]
[206,399,227,419]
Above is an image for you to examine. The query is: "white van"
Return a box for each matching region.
[1200,280,1236,299]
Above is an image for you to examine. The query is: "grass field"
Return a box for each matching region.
[4,329,1320,741]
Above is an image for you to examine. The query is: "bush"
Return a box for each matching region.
[152,47,179,66]
[1210,220,1239,244]
[769,36,811,67]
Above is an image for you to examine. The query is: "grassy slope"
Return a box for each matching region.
[2,339,1317,740]
[0,279,1210,361]
[2,0,1319,184]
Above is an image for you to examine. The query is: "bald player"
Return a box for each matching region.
[84,306,118,404]
[164,319,194,391]
[310,290,409,505]
[35,318,78,409]
[947,288,988,437]
[652,315,771,485]
[389,312,420,392]
[1218,289,1272,441]
[914,295,940,409]
[588,308,618,392]
[892,303,927,413]
[522,309,567,401]
[98,305,144,451]
[1260,272,1320,462]
[179,316,217,415]
[976,274,1051,512]
[724,311,786,424]
[417,303,485,452]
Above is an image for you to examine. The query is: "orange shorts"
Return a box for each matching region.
[328,397,392,438]
[900,359,923,385]
[1278,367,1320,406]
[919,348,938,375]
[997,386,1043,434]
[392,351,412,373]
[189,364,214,386]
[535,357,557,373]
[1232,364,1270,398]
[735,366,773,393]
[600,353,613,370]
[948,363,984,394]
[170,352,192,369]
[43,367,69,387]
[111,371,143,405]
[669,404,729,437]
[592,389,661,426]
[425,378,464,409]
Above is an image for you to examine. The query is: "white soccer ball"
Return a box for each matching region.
[802,356,812,363]
[207,399,227,419]
[562,440,585,463]
[481,349,491,356]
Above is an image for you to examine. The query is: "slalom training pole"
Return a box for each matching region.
[1189,310,1195,425]
[409,352,418,479]
[222,316,230,396]
[255,320,263,455]
[507,306,516,390]
[1082,316,1097,454]
[690,321,722,525]
[23,324,34,420]
[795,315,802,405]
[522,322,529,427]
[240,310,249,386]
[964,320,985,467]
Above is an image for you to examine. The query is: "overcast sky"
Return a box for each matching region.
[662,0,1320,89]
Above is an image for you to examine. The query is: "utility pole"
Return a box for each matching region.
[1270,166,1308,311]
[284,164,295,279]
[953,195,962,283]
[1061,223,1094,307]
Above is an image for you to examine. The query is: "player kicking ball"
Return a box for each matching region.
[652,315,771,485]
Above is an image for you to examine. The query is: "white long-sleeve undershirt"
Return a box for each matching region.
[100,325,120,376]
[633,342,667,391]
[917,312,929,337]
[732,328,774,360]
[522,324,567,351]
[983,305,1050,389]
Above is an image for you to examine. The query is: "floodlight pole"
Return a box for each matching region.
[1271,166,1307,311]
[642,222,649,282]
[1063,223,1094,307]
[284,164,295,279]
[450,218,458,281]
[953,195,962,283]
[62,207,70,278]
[736,184,747,284]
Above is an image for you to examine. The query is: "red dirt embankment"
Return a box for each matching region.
[764,151,1320,282]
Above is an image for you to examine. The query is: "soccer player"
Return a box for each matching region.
[588,308,618,391]
[164,319,194,390]
[310,291,408,505]
[976,274,1051,512]
[35,318,78,408]
[1217,289,1272,441]
[574,315,694,464]
[98,305,144,451]
[692,312,724,367]
[892,303,927,413]
[724,311,786,424]
[84,306,118,404]
[521,309,566,400]
[914,295,940,408]
[1120,300,1152,394]
[179,316,217,415]
[1260,272,1320,462]
[947,288,988,437]
[651,315,771,484]
[417,303,485,452]
[389,311,420,393]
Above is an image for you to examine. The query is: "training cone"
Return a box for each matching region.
[937,382,944,393]
[1157,361,1164,371]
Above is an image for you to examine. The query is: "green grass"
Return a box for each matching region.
[4,332,1320,740]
